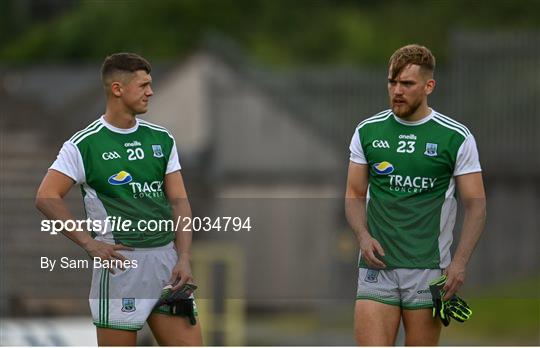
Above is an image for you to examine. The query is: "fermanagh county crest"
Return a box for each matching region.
[121,298,136,312]
[424,142,438,157]
[152,144,164,158]
[365,269,379,283]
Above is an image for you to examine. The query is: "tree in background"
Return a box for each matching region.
[1,0,539,66]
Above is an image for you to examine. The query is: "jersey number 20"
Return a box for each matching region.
[127,148,145,160]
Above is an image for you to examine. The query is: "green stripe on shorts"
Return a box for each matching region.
[99,270,104,324]
[94,320,144,331]
[99,269,110,325]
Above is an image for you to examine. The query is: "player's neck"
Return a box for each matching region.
[104,109,137,129]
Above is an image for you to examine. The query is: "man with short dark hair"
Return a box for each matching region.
[36,52,203,345]
[345,44,486,345]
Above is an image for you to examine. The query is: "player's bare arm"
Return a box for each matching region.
[443,172,486,300]
[164,170,194,290]
[36,169,132,272]
[345,161,386,269]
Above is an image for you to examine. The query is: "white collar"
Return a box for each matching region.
[392,108,435,126]
[100,115,139,134]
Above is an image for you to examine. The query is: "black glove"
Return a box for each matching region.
[155,283,198,325]
[429,275,451,326]
[446,294,472,322]
[429,275,473,326]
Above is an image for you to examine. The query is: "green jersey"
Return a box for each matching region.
[50,116,181,248]
[349,109,481,269]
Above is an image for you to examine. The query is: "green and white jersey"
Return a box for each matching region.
[50,116,181,248]
[349,109,481,269]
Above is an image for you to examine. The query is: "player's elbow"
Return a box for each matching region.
[345,185,367,200]
[35,190,48,212]
[35,185,60,212]
[464,196,487,222]
[169,197,192,216]
[35,197,45,215]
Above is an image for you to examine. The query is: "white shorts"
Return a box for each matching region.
[356,268,443,309]
[89,242,180,331]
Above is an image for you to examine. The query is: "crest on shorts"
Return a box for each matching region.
[121,298,136,312]
[152,144,164,158]
[365,269,379,283]
[424,143,438,157]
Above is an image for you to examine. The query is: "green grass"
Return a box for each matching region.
[441,277,540,345]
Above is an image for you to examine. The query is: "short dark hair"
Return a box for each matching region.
[388,44,435,80]
[101,52,151,87]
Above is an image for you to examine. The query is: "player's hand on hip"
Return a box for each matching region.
[443,262,466,300]
[83,239,133,274]
[169,259,194,291]
[358,231,386,269]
